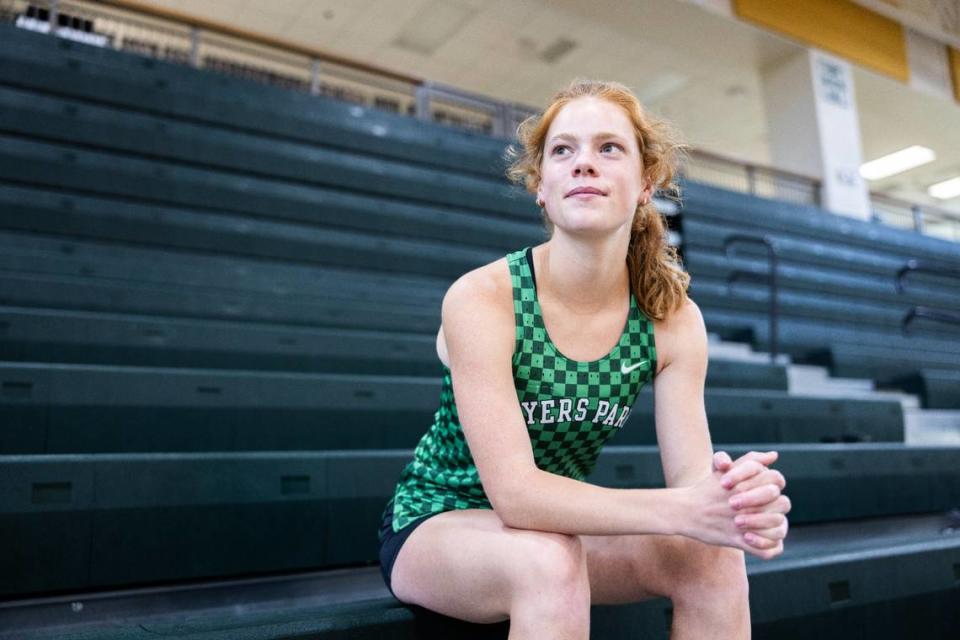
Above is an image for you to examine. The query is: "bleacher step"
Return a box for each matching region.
[2,513,958,640]
[706,341,922,407]
[787,364,874,393]
[904,408,960,446]
[707,334,791,365]
[786,364,922,407]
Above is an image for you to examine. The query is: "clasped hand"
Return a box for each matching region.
[705,450,791,560]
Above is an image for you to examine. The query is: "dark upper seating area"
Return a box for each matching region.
[0,21,959,640]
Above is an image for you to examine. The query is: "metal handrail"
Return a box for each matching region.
[895,259,960,294]
[896,259,960,335]
[902,307,960,336]
[722,234,780,364]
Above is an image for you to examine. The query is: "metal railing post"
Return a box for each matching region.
[189,26,200,68]
[745,165,756,196]
[492,103,507,139]
[310,59,321,95]
[414,83,431,123]
[910,205,924,233]
[49,0,59,34]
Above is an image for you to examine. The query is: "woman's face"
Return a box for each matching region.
[537,96,650,238]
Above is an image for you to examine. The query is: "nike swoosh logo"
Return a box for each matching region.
[621,360,649,374]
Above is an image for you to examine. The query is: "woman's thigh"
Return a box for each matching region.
[582,532,746,605]
[391,508,743,618]
[389,508,587,624]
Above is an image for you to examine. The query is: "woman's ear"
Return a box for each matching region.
[639,178,654,205]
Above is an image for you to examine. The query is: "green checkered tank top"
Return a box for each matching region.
[381,246,657,535]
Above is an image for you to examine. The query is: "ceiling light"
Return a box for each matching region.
[927,176,960,200]
[859,145,935,181]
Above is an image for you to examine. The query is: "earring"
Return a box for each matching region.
[537,199,544,208]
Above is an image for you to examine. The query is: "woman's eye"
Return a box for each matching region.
[551,142,620,155]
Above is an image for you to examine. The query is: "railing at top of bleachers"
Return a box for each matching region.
[871,192,960,243]
[1,0,537,136]
[2,0,959,243]
[897,259,960,335]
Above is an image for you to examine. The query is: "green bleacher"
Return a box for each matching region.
[0,20,958,640]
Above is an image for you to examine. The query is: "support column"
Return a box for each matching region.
[761,48,871,220]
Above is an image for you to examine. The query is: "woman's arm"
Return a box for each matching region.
[651,297,790,555]
[652,297,714,490]
[443,267,688,536]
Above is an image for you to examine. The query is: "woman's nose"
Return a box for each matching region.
[572,158,598,176]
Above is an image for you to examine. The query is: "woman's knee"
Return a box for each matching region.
[508,530,591,626]
[511,530,589,593]
[662,539,749,604]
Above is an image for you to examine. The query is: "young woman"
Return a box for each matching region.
[376,78,790,639]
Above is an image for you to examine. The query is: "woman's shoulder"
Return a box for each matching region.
[444,254,515,312]
[651,295,706,374]
[438,255,516,365]
[654,295,704,329]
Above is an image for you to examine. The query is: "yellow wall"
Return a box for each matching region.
[950,47,960,102]
[734,0,908,83]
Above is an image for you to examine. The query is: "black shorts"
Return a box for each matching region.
[377,497,444,598]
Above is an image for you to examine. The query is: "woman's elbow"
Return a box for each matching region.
[485,469,538,529]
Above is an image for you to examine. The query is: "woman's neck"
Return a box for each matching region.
[535,233,631,314]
